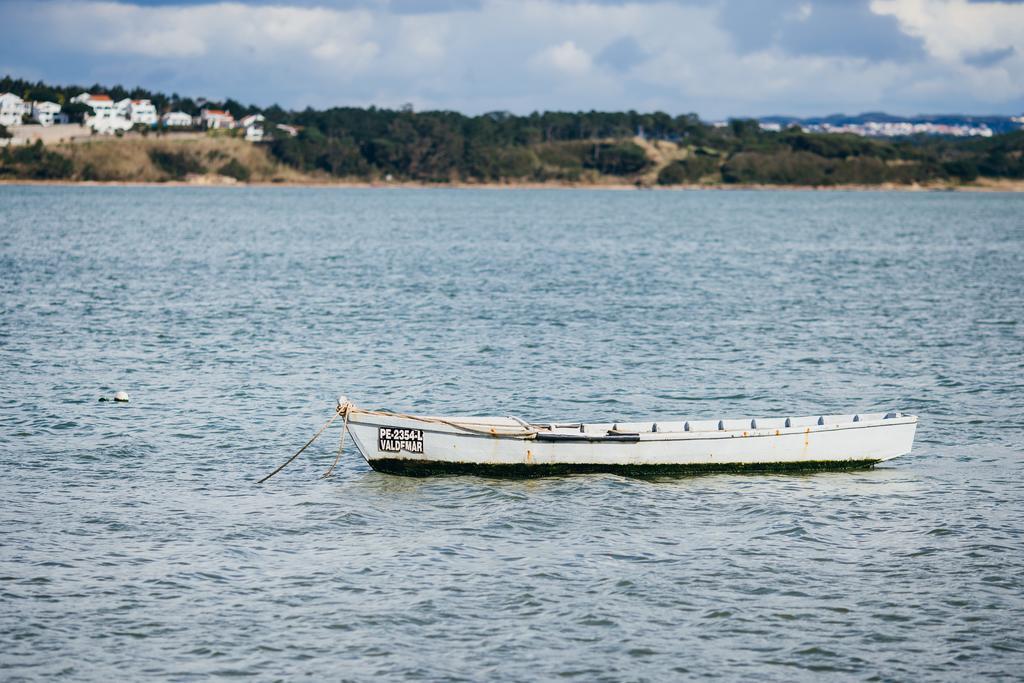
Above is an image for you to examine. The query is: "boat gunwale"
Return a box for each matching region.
[346,411,918,443]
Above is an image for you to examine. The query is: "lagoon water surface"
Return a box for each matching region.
[2,187,1023,680]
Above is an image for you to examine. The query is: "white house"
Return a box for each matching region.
[0,92,30,126]
[116,98,158,126]
[239,113,265,141]
[31,101,68,126]
[72,92,132,133]
[275,123,298,138]
[160,111,193,128]
[199,108,234,129]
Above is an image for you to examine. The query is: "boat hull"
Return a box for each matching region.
[364,457,886,477]
[345,411,918,478]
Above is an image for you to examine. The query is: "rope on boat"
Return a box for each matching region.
[319,404,352,479]
[347,407,539,438]
[256,402,348,484]
[257,398,539,484]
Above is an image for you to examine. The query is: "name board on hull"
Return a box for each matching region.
[378,427,424,454]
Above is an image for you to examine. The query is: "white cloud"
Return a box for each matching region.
[533,41,592,75]
[397,14,449,63]
[871,0,1024,63]
[0,0,1021,116]
[34,1,380,69]
[871,0,1024,107]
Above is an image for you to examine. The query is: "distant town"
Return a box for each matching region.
[0,90,285,143]
[756,120,997,138]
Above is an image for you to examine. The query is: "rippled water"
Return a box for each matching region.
[2,186,1023,680]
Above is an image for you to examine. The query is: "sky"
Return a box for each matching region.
[0,0,1022,118]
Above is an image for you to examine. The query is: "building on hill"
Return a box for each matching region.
[160,111,194,128]
[199,108,234,129]
[0,92,30,126]
[275,123,298,138]
[115,98,158,126]
[71,92,132,133]
[239,113,265,141]
[31,101,68,126]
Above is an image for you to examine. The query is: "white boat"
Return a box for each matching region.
[341,400,918,477]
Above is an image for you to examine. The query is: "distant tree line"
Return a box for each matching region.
[266,110,1024,185]
[656,126,1024,186]
[2,74,1023,185]
[265,107,707,182]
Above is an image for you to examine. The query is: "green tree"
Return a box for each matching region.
[148,149,205,179]
[218,158,251,181]
[657,154,719,184]
[62,102,90,124]
[584,142,649,175]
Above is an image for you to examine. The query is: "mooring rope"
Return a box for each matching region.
[257,399,541,484]
[256,403,348,484]
[319,405,351,479]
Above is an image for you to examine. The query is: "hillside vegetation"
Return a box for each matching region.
[3,125,1021,188]
[259,109,1024,186]
[1,135,312,183]
[2,75,1023,187]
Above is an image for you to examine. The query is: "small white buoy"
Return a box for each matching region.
[114,391,130,403]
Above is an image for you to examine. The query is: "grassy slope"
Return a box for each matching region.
[3,132,1022,189]
[51,134,316,183]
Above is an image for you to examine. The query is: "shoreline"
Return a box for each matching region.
[1,178,1023,192]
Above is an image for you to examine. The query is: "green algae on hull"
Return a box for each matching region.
[366,458,883,478]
